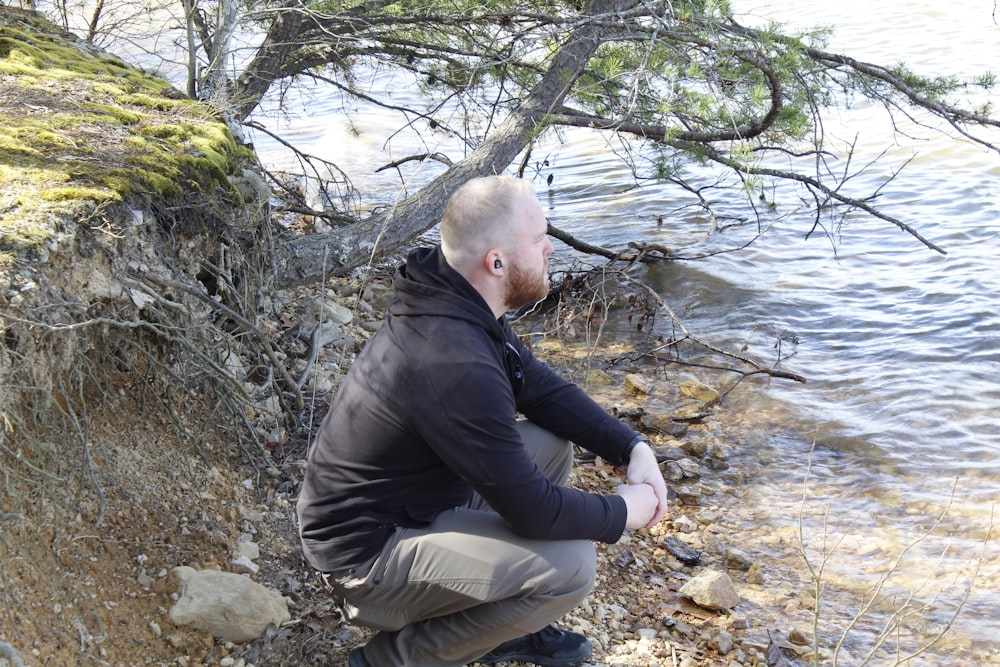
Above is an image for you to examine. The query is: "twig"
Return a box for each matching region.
[143,274,304,414]
[294,322,326,392]
[374,152,453,173]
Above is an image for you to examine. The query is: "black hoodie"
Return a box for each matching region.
[296,246,637,573]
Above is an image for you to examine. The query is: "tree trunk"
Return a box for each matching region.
[201,0,238,101]
[272,0,633,283]
[233,0,308,121]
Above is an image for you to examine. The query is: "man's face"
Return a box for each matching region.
[503,194,554,310]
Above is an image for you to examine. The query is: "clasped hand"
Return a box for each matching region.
[615,440,670,529]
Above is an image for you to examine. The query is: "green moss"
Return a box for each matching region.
[91,81,128,97]
[38,186,120,202]
[0,163,57,184]
[79,103,143,125]
[0,37,46,72]
[1,8,256,258]
[0,129,40,157]
[0,27,158,94]
[141,123,192,141]
[139,170,182,199]
[17,125,79,151]
[0,204,59,248]
[116,93,190,112]
[190,137,233,173]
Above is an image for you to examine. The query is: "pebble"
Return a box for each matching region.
[788,628,811,645]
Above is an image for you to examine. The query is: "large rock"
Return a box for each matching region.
[169,566,290,641]
[680,570,740,610]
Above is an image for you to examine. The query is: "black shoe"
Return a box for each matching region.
[347,646,371,667]
[476,625,592,666]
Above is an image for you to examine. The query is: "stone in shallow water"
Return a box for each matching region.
[678,379,719,403]
[625,373,653,395]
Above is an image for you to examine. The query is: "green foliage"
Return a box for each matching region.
[231,0,899,176]
[973,71,997,89]
[42,0,989,264]
[887,63,960,102]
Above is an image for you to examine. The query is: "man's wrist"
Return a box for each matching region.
[621,434,649,466]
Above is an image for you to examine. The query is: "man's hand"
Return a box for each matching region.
[615,483,658,529]
[625,440,670,528]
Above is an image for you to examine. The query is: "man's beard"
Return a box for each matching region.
[504,259,549,310]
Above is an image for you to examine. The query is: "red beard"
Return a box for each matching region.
[504,259,549,310]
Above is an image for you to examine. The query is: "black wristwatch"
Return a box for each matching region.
[621,434,648,466]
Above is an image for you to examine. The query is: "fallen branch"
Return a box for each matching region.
[620,269,808,386]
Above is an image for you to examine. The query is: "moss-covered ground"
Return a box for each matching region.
[0,6,254,265]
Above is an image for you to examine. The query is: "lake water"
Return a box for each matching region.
[245,1,1000,663]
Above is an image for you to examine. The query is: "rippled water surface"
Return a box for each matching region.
[250,1,1000,662]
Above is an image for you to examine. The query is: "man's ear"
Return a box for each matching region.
[487,251,504,275]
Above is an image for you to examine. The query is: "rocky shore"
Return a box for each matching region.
[191,271,819,667]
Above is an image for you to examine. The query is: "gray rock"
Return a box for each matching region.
[665,458,701,480]
[298,319,347,349]
[236,535,260,560]
[672,515,698,533]
[624,374,653,395]
[724,546,755,571]
[675,458,701,478]
[679,570,740,610]
[651,444,688,462]
[305,297,353,327]
[662,535,701,565]
[169,566,290,642]
[638,414,688,438]
[709,629,734,654]
[674,486,703,505]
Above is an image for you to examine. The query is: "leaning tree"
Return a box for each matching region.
[35,0,1000,279]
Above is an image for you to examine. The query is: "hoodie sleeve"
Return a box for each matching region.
[411,329,628,543]
[504,326,638,466]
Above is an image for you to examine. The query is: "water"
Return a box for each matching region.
[245,1,1000,662]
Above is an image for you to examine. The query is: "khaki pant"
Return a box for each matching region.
[325,421,597,666]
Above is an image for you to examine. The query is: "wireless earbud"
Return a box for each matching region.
[494,258,503,269]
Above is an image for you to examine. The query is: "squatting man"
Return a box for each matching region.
[297,174,670,666]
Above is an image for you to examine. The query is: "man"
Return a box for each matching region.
[296,175,669,667]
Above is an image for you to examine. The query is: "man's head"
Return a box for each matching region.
[441,175,554,315]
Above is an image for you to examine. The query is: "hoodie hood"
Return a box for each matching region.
[390,245,505,341]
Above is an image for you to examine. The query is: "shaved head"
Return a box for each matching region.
[440,175,538,272]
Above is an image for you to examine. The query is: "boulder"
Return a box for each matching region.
[169,566,290,641]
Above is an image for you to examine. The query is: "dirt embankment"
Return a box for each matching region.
[0,6,283,665]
